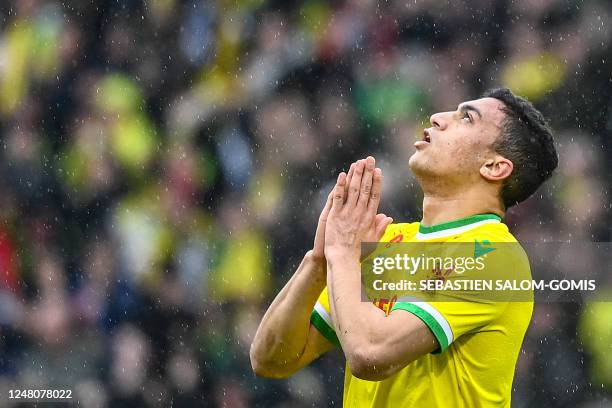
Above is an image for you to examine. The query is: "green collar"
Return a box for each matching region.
[418,213,502,234]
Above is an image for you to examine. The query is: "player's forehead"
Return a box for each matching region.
[458,97,506,127]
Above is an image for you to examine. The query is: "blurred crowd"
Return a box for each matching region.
[0,0,611,407]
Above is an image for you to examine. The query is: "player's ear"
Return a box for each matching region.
[480,155,513,182]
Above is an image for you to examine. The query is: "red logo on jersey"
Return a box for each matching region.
[385,234,404,248]
[373,296,397,316]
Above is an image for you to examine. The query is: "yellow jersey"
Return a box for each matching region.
[310,213,533,408]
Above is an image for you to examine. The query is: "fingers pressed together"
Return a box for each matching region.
[332,156,383,218]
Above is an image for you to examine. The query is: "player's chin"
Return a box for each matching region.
[408,151,437,176]
[408,151,424,170]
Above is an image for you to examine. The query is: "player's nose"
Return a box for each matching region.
[430,112,447,130]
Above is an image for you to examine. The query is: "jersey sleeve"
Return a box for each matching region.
[390,240,529,354]
[391,298,504,354]
[310,223,418,348]
[310,286,341,347]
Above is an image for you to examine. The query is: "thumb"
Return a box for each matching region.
[319,191,333,221]
[374,214,393,240]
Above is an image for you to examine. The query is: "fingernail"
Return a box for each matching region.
[367,157,375,169]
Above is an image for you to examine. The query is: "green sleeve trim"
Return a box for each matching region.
[310,309,341,348]
[391,302,449,354]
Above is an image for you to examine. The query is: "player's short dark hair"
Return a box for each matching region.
[482,87,558,208]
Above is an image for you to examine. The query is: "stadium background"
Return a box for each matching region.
[0,0,611,406]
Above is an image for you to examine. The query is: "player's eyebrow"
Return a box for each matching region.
[458,103,482,119]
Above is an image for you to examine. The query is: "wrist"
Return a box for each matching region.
[325,247,360,265]
[307,249,326,265]
[305,250,327,276]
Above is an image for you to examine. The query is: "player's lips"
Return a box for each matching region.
[414,129,432,148]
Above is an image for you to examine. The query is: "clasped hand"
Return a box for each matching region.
[324,156,393,261]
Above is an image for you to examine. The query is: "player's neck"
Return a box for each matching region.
[420,191,504,227]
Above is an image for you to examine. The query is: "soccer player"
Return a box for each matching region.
[250,88,558,407]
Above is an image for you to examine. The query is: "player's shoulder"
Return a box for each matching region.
[456,221,518,243]
[460,222,530,266]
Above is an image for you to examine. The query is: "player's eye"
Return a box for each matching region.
[462,111,472,123]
